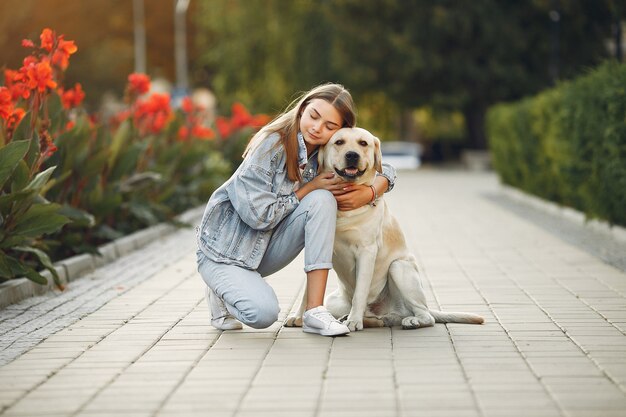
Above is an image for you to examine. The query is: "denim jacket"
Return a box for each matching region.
[196,132,397,270]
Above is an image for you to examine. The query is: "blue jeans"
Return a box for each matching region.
[197,189,337,329]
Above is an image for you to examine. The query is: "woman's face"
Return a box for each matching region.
[299,98,343,149]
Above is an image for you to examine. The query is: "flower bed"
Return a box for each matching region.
[1,28,270,288]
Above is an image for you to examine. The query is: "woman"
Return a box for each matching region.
[196,83,396,336]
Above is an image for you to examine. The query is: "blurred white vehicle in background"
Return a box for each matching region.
[381,141,422,170]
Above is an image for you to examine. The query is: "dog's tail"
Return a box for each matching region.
[430,310,484,324]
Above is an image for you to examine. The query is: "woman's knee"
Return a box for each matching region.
[305,189,337,213]
[237,295,280,329]
[241,303,280,329]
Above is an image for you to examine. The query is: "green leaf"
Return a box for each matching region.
[11,160,30,191]
[40,170,71,195]
[0,251,13,279]
[0,189,36,214]
[2,254,30,278]
[14,246,60,287]
[0,235,30,249]
[58,205,95,227]
[24,166,57,193]
[23,267,49,285]
[10,110,32,142]
[12,203,70,238]
[25,130,39,168]
[110,141,145,181]
[108,119,132,170]
[128,201,158,225]
[47,92,64,133]
[0,140,30,189]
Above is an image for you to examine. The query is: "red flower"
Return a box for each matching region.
[192,125,215,140]
[22,39,35,48]
[216,116,232,138]
[133,93,173,135]
[5,69,30,101]
[179,124,215,141]
[0,87,13,120]
[127,73,151,96]
[250,114,271,128]
[60,83,85,109]
[39,130,57,157]
[40,28,55,52]
[7,108,26,130]
[52,37,78,70]
[65,120,75,131]
[23,57,57,94]
[178,126,190,141]
[181,96,194,113]
[231,102,253,128]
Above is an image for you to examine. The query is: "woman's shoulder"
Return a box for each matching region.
[246,131,284,161]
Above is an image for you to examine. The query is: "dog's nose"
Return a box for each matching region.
[345,151,359,166]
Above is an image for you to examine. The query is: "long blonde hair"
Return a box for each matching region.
[244,83,356,182]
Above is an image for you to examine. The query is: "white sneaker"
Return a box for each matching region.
[302,306,350,336]
[205,286,242,330]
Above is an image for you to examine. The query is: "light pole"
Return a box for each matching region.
[133,0,147,74]
[174,0,191,102]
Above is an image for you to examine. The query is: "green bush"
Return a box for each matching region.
[487,61,626,227]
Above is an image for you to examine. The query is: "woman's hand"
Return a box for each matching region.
[296,172,347,200]
[335,176,390,211]
[335,184,373,211]
[309,172,348,193]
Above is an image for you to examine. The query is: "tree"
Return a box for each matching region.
[326,0,615,149]
[193,1,615,149]
[194,0,337,114]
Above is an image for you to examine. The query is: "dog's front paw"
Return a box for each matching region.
[285,315,302,327]
[345,318,364,331]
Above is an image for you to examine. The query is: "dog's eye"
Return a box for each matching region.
[359,140,368,147]
[335,139,344,145]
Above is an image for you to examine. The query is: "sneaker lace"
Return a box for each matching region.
[311,308,337,323]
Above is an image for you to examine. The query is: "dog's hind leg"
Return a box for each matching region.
[325,288,351,320]
[285,286,307,327]
[388,259,435,329]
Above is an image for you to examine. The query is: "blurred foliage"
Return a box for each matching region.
[0,0,200,110]
[487,61,626,226]
[1,28,269,286]
[1,1,620,153]
[194,0,618,150]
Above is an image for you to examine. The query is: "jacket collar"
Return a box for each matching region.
[297,132,308,167]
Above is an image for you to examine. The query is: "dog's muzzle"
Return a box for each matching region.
[335,152,365,179]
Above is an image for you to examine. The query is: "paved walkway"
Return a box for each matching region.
[1,169,625,417]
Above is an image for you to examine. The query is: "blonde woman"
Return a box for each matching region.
[196,83,396,336]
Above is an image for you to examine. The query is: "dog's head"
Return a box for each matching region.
[318,127,382,185]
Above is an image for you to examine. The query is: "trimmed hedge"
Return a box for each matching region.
[487,61,626,227]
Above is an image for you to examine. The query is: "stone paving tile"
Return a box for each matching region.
[1,170,625,417]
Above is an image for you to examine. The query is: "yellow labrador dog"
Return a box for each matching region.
[286,127,484,331]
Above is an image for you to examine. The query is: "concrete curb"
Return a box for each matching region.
[0,205,205,310]
[500,183,626,243]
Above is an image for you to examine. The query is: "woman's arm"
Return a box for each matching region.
[334,161,396,211]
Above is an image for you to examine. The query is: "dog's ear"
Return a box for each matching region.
[373,136,383,174]
[317,144,326,173]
